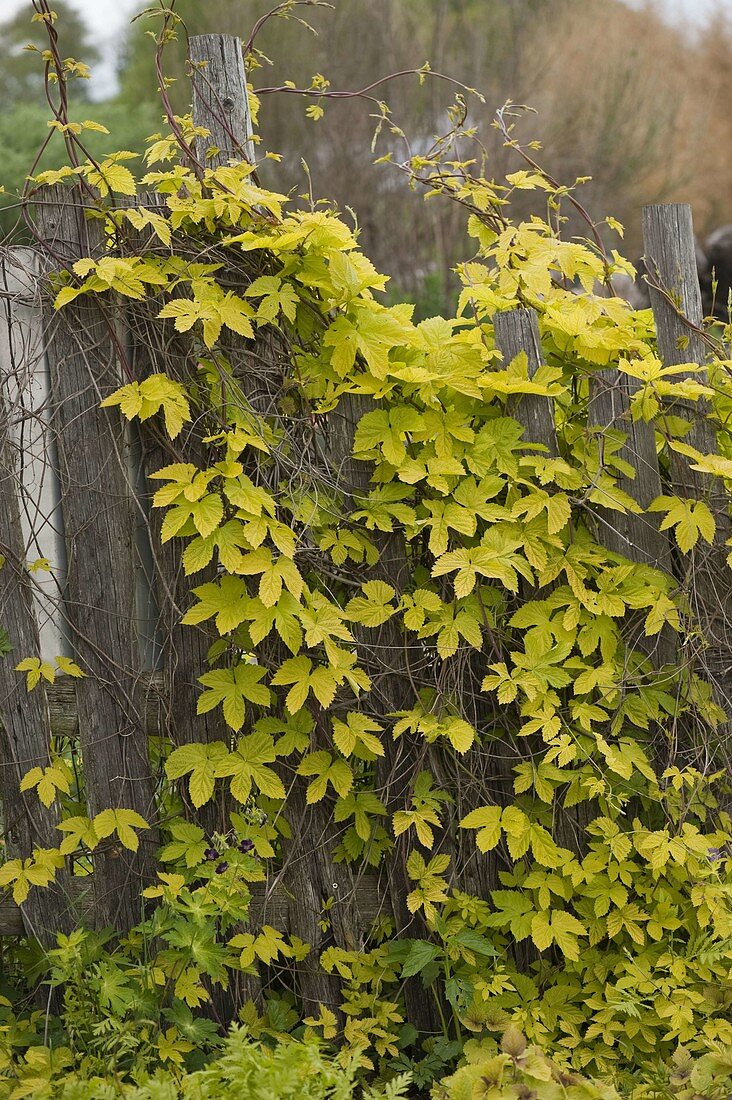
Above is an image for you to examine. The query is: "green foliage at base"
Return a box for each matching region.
[2,1022,732,1100]
[0,1024,410,1099]
[434,1030,732,1100]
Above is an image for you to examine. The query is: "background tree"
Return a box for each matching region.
[0,4,154,238]
[0,0,99,104]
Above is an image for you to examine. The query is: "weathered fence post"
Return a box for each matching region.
[642,205,723,493]
[160,33,268,789]
[183,33,275,1010]
[322,393,441,1031]
[189,35,255,167]
[643,206,710,377]
[493,308,558,457]
[0,257,74,944]
[189,33,282,424]
[643,203,732,732]
[34,186,158,932]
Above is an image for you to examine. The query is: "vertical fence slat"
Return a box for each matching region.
[35,186,158,932]
[642,203,721,477]
[642,204,708,371]
[1,250,68,663]
[188,31,360,1021]
[0,457,73,945]
[493,308,558,455]
[323,393,444,1032]
[643,203,732,730]
[587,370,676,667]
[189,35,255,167]
[189,34,280,420]
[0,259,74,943]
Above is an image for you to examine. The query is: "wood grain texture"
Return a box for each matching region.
[321,392,447,1032]
[642,204,720,484]
[642,204,707,371]
[190,32,393,1018]
[587,369,676,667]
[189,35,254,167]
[188,37,268,1008]
[0,260,75,943]
[643,203,732,735]
[35,186,158,932]
[493,307,591,863]
[493,308,558,456]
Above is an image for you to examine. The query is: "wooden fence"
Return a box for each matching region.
[0,34,730,958]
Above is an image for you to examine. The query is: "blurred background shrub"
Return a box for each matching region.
[1,0,730,315]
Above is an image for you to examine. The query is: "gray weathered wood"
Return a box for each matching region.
[587,370,676,667]
[321,393,445,1032]
[190,36,278,420]
[35,186,158,932]
[643,203,732,733]
[494,308,558,456]
[642,203,722,489]
[187,32,412,1019]
[189,35,255,168]
[48,673,159,740]
[642,204,708,372]
[0,268,74,943]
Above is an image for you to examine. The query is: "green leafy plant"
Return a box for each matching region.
[1,1023,412,1099]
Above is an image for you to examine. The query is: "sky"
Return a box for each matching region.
[2,0,731,97]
